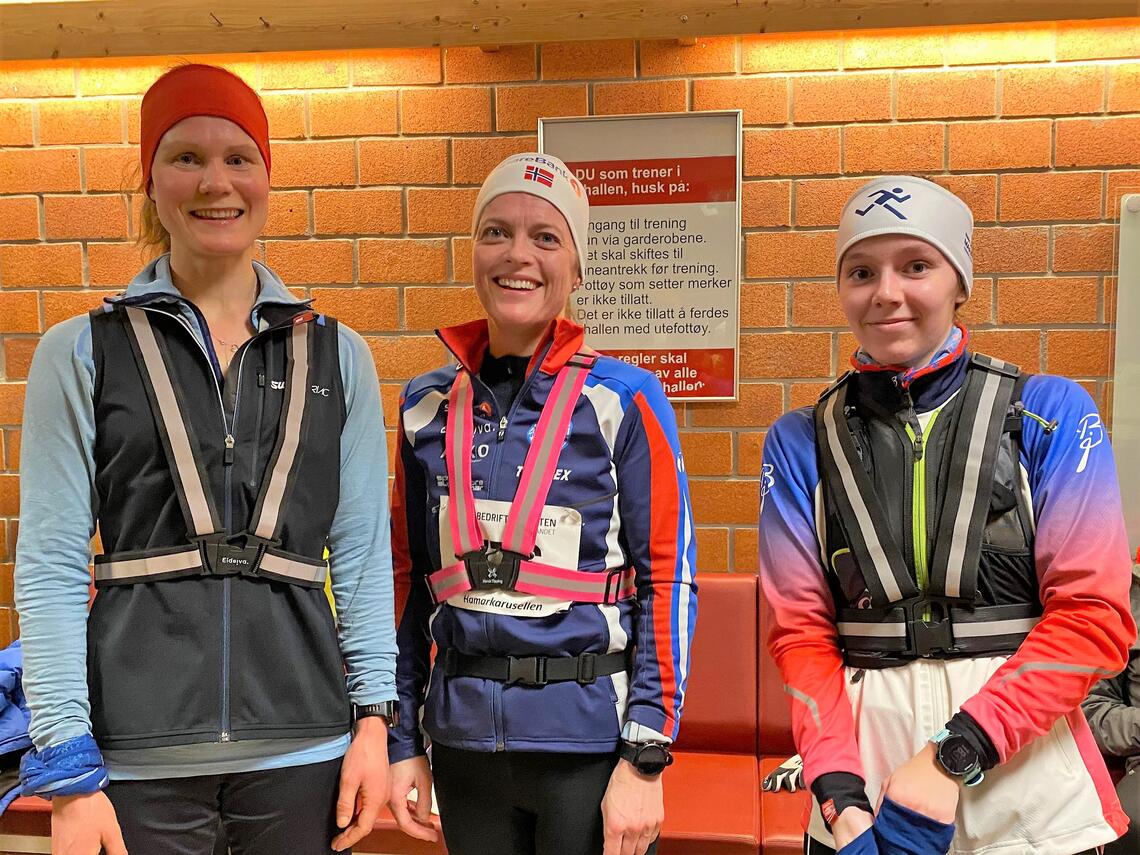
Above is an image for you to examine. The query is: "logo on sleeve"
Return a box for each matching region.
[1076,413,1104,474]
[761,463,776,498]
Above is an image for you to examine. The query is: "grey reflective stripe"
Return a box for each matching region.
[943,365,1005,598]
[836,622,907,638]
[516,565,609,594]
[998,660,1117,687]
[252,322,310,541]
[822,391,903,602]
[126,308,217,537]
[94,548,201,582]
[259,551,327,585]
[953,617,1039,638]
[429,565,470,596]
[783,683,822,730]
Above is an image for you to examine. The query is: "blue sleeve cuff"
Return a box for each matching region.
[873,796,955,855]
[19,734,107,798]
[837,826,878,855]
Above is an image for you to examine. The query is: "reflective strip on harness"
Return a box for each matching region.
[817,379,916,605]
[429,560,636,605]
[125,307,220,537]
[93,548,202,583]
[93,546,328,587]
[119,307,321,587]
[250,321,313,542]
[928,355,1019,600]
[436,349,636,607]
[837,603,1041,659]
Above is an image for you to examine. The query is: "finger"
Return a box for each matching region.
[621,830,638,855]
[336,773,361,829]
[391,796,437,842]
[105,822,130,855]
[414,783,433,821]
[355,787,381,840]
[603,826,622,855]
[635,828,657,855]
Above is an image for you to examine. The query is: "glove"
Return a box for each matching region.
[762,754,804,793]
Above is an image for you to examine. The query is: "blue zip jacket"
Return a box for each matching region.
[389,318,697,761]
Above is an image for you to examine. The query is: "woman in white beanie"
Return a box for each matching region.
[385,152,697,855]
[758,176,1134,854]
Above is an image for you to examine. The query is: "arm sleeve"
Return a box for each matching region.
[13,316,100,751]
[614,373,697,743]
[960,377,1136,763]
[758,411,868,804]
[327,325,397,706]
[387,390,436,763]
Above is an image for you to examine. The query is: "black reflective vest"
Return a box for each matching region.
[87,298,351,749]
[814,354,1042,669]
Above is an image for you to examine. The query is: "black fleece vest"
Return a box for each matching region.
[86,299,351,749]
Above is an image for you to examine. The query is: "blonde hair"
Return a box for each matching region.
[127,161,171,254]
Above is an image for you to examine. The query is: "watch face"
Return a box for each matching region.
[938,735,978,776]
[635,744,671,776]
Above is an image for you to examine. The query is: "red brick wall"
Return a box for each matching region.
[0,19,1137,635]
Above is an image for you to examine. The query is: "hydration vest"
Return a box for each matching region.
[86,298,351,748]
[814,354,1044,668]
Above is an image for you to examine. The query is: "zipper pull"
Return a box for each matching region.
[257,372,265,388]
[850,669,865,685]
[224,434,235,465]
[912,431,924,462]
[497,416,508,441]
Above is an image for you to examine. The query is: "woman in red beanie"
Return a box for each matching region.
[14,64,397,854]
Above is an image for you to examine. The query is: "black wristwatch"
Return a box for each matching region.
[619,740,674,777]
[354,701,399,728]
[930,728,984,787]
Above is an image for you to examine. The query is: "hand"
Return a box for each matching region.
[51,791,128,855]
[331,716,391,852]
[831,806,874,850]
[601,758,664,855]
[387,755,439,842]
[879,743,959,824]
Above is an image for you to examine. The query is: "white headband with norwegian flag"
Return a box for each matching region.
[472,152,590,273]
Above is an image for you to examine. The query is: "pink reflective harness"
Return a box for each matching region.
[428,350,636,606]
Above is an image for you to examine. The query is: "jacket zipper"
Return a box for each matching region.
[904,409,941,623]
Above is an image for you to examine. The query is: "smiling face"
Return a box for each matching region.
[149,115,269,264]
[472,192,581,354]
[838,233,966,368]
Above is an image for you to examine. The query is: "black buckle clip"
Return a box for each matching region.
[463,543,522,591]
[194,533,273,578]
[909,600,955,657]
[506,656,547,687]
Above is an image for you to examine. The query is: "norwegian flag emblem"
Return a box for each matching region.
[524,165,555,187]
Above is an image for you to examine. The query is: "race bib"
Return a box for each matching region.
[437,496,583,617]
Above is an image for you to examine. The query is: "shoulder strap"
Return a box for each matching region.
[814,378,918,606]
[926,354,1021,600]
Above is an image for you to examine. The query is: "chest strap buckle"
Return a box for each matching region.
[908,599,955,657]
[193,533,275,578]
[462,543,523,591]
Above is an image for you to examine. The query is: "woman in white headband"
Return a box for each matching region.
[759,176,1133,854]
[386,152,698,855]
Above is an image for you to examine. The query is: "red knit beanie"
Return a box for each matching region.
[140,64,270,187]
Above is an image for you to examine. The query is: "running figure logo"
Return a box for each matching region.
[1076,413,1104,474]
[855,188,912,220]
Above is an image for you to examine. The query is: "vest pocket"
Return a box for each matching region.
[87,582,222,747]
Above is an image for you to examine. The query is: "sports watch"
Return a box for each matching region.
[619,740,674,777]
[930,728,984,787]
[354,701,399,728]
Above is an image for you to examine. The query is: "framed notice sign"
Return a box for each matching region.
[539,111,742,402]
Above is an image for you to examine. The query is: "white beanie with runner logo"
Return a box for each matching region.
[836,176,974,297]
[472,152,590,273]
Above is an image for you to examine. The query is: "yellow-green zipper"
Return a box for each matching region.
[904,409,941,621]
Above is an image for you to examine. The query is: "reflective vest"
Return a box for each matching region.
[86,298,351,748]
[814,354,1043,668]
[427,349,636,608]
